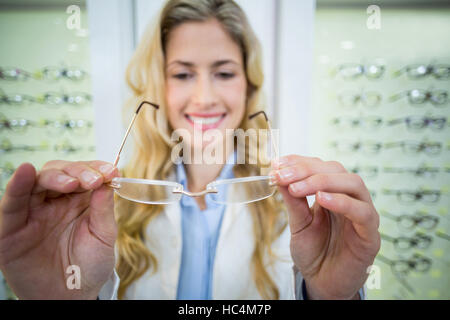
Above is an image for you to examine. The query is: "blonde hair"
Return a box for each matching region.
[115,0,288,299]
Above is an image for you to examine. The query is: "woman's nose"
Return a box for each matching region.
[192,74,218,108]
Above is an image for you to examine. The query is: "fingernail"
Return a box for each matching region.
[273,157,289,169]
[289,181,307,193]
[81,171,101,185]
[278,167,295,180]
[318,191,333,201]
[268,171,278,186]
[57,174,77,185]
[99,164,114,175]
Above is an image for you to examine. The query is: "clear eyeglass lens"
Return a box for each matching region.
[207,176,276,204]
[113,178,182,204]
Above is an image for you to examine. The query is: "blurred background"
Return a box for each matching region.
[0,0,449,299]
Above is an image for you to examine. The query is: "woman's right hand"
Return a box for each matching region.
[0,160,119,299]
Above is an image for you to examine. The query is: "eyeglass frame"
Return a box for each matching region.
[108,101,279,201]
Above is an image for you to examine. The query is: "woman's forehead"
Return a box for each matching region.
[164,19,243,66]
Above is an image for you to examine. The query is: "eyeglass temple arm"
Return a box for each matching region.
[113,101,159,168]
[248,110,280,162]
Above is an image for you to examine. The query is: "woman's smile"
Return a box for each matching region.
[184,112,227,131]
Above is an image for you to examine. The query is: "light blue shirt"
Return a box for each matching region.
[176,152,236,300]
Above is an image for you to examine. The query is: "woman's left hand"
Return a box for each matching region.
[270,155,381,300]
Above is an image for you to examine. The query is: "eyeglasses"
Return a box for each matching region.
[382,188,442,204]
[389,89,448,107]
[383,164,440,177]
[387,116,447,131]
[330,140,382,154]
[0,66,88,81]
[39,117,93,136]
[376,253,432,275]
[0,138,49,154]
[108,101,279,205]
[384,140,442,156]
[435,230,450,242]
[35,91,92,106]
[393,63,450,80]
[348,165,379,178]
[0,113,34,133]
[36,66,88,81]
[381,210,440,230]
[53,140,96,154]
[331,116,383,130]
[380,232,433,251]
[337,90,382,107]
[0,89,35,106]
[333,63,385,80]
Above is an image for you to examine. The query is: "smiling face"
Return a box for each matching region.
[164,18,247,153]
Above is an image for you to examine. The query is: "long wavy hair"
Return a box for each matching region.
[115,0,288,299]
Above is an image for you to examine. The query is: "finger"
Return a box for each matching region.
[0,163,36,235]
[87,185,117,247]
[286,173,372,203]
[272,154,345,171]
[277,185,313,235]
[32,162,108,195]
[42,160,119,183]
[270,157,346,187]
[316,191,379,242]
[31,168,80,196]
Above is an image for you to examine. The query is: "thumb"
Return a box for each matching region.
[277,185,314,235]
[0,163,36,236]
[88,185,117,247]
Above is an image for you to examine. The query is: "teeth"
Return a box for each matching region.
[188,115,223,125]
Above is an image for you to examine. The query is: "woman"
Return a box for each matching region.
[0,0,380,300]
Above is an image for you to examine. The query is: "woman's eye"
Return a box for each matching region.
[173,73,192,80]
[216,72,235,79]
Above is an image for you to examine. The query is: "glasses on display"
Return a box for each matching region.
[0,66,89,81]
[108,101,279,205]
[330,140,382,154]
[380,232,433,251]
[0,67,32,81]
[0,89,92,107]
[35,91,92,106]
[36,66,88,82]
[384,140,442,156]
[376,253,432,276]
[383,164,440,177]
[0,113,34,133]
[337,90,382,107]
[39,118,93,136]
[53,140,96,154]
[333,63,385,80]
[0,89,35,106]
[0,162,15,178]
[387,116,447,131]
[389,89,448,107]
[382,188,442,204]
[348,165,379,178]
[393,63,450,80]
[381,210,440,230]
[0,138,49,154]
[435,230,450,242]
[331,116,383,129]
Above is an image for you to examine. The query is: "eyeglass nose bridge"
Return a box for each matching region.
[172,187,218,197]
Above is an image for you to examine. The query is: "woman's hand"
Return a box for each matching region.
[270,155,381,300]
[0,160,119,299]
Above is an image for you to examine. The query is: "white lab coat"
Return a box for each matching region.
[98,171,305,300]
